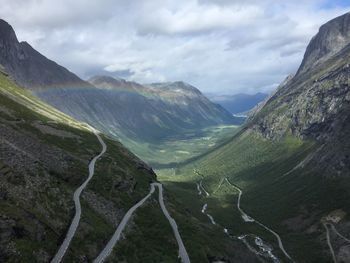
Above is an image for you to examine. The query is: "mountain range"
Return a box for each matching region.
[1,11,350,263]
[0,18,241,163]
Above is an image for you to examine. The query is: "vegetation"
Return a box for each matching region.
[123,124,239,168]
[157,131,350,262]
[0,73,255,262]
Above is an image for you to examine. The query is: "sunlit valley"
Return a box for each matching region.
[1,1,350,263]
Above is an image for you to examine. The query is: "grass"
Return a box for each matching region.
[156,130,350,263]
[118,125,239,168]
[1,72,255,263]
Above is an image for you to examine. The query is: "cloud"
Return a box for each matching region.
[0,0,349,94]
[137,3,264,35]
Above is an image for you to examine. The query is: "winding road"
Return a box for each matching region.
[324,223,337,263]
[51,131,107,263]
[199,180,210,197]
[224,178,292,261]
[156,183,191,263]
[324,222,350,263]
[194,174,292,262]
[94,182,191,263]
[196,183,202,195]
[195,177,283,262]
[93,184,156,263]
[224,178,254,223]
[201,204,216,225]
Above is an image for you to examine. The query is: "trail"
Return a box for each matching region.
[94,183,190,263]
[51,131,107,263]
[224,178,292,261]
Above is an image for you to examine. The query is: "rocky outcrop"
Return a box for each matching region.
[297,12,350,75]
[248,12,350,176]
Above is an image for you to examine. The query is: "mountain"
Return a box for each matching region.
[0,19,241,164]
[0,65,256,262]
[297,12,350,76]
[0,19,92,90]
[35,76,242,165]
[0,69,158,261]
[36,75,240,139]
[161,12,350,263]
[249,12,350,177]
[208,92,268,114]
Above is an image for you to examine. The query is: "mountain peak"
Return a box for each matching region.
[0,19,92,90]
[88,75,126,84]
[88,75,145,91]
[0,19,18,42]
[150,81,202,95]
[297,12,350,75]
[0,19,18,44]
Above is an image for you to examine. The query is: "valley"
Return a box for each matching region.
[126,124,239,168]
[1,7,350,263]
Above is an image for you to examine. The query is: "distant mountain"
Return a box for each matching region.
[208,92,268,114]
[83,76,241,142]
[0,19,92,90]
[0,19,241,163]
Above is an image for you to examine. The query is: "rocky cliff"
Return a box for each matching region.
[248,12,350,176]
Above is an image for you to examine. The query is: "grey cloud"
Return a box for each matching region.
[0,0,349,95]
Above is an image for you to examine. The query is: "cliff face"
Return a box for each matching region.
[297,12,350,76]
[0,19,92,90]
[248,13,350,176]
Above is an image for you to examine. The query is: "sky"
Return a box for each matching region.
[0,0,349,95]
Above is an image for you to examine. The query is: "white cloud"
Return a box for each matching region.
[0,0,349,94]
[137,3,264,35]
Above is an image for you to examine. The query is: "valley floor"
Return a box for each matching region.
[118,125,239,169]
[156,132,350,263]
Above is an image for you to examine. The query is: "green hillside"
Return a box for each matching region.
[0,72,258,262]
[158,130,350,262]
[157,13,350,263]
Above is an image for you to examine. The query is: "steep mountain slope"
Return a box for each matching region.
[0,70,257,262]
[0,19,241,165]
[87,75,238,137]
[159,12,350,263]
[208,92,268,114]
[249,17,350,176]
[36,75,241,165]
[0,19,92,90]
[297,12,350,76]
